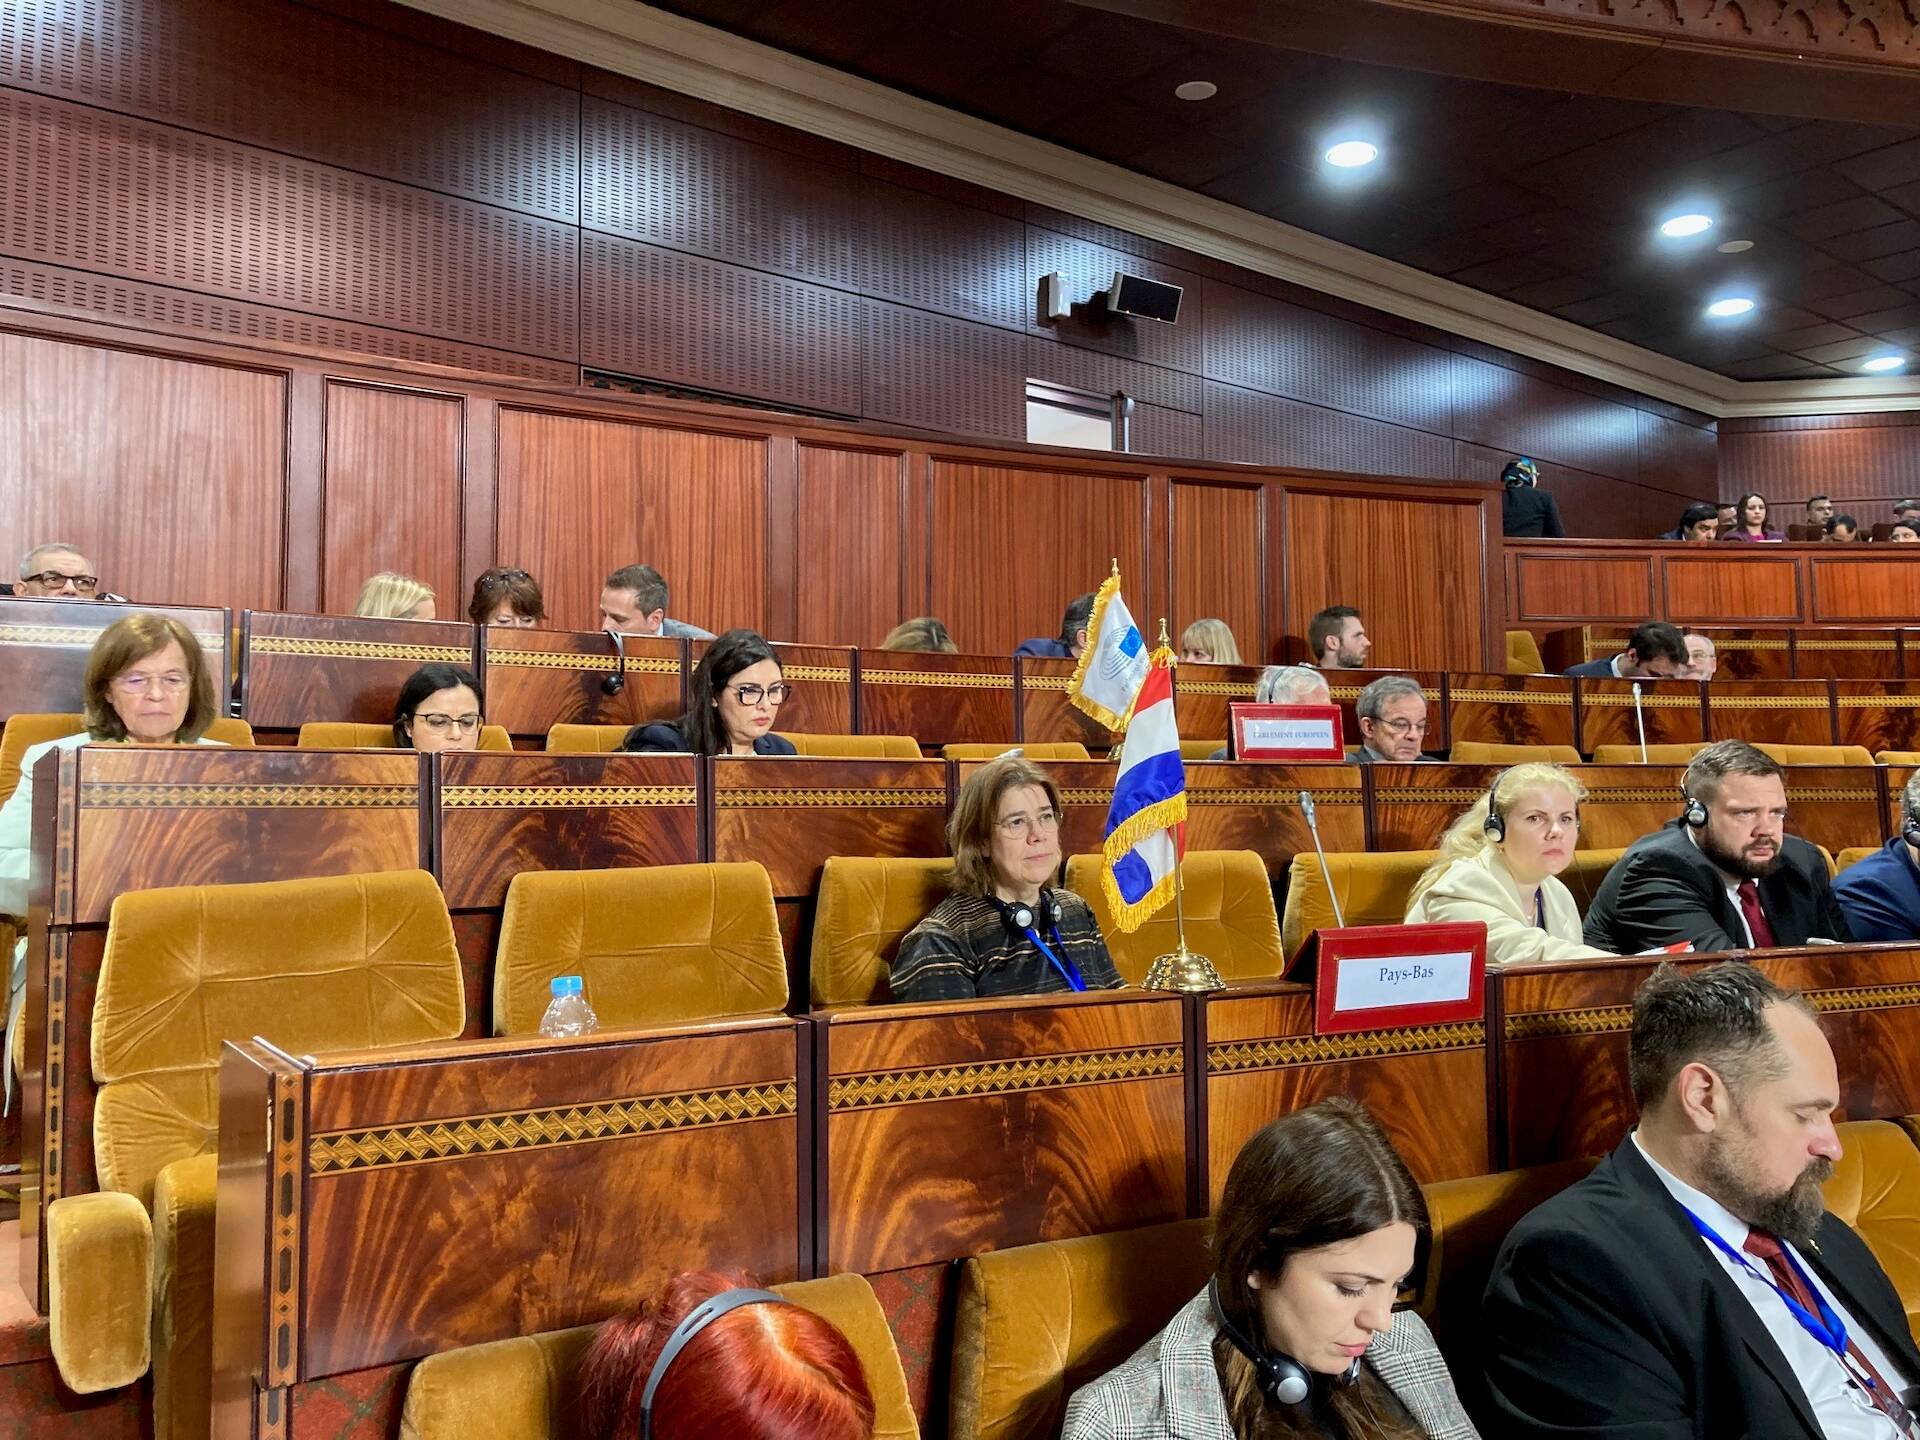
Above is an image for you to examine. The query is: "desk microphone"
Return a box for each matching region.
[1630,681,1648,764]
[602,628,628,697]
[1300,789,1346,929]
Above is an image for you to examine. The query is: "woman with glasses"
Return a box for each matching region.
[889,752,1122,1003]
[391,664,486,753]
[0,614,227,1103]
[1403,763,1612,964]
[620,629,798,757]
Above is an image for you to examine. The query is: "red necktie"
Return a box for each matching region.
[1738,879,1777,949]
[1744,1229,1914,1432]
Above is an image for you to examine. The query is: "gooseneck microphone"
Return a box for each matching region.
[1630,680,1648,764]
[1300,789,1346,929]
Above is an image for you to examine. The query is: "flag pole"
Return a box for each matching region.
[1143,616,1223,993]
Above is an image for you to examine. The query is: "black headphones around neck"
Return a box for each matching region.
[993,891,1064,934]
[1208,1278,1358,1409]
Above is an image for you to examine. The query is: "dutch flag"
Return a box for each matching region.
[1100,656,1188,933]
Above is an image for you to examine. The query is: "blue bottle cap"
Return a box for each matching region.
[550,975,583,998]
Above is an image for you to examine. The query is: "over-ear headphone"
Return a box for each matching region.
[1207,1278,1358,1408]
[602,629,628,696]
[1902,802,1920,851]
[1482,773,1506,842]
[994,891,1064,933]
[638,1288,789,1439]
[1682,788,1709,828]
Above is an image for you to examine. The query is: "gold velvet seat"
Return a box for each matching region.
[48,870,463,1440]
[544,722,630,752]
[1063,849,1283,984]
[1829,1120,1920,1340]
[396,1272,919,1440]
[943,742,1091,761]
[1448,741,1582,764]
[1279,848,1626,956]
[1179,738,1226,761]
[1877,752,1920,766]
[296,720,511,751]
[543,725,921,756]
[492,862,788,1033]
[809,856,952,1006]
[1837,847,1878,873]
[1753,742,1875,766]
[1590,742,1710,763]
[1505,630,1545,675]
[0,712,255,807]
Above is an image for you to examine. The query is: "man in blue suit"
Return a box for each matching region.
[1833,772,1920,941]
[1563,620,1687,680]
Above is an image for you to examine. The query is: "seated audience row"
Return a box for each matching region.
[601,962,1898,1440]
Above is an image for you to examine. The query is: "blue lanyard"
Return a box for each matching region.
[1024,922,1085,992]
[1680,1208,1849,1360]
[1533,889,1547,930]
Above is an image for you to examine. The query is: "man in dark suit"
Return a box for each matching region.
[1500,456,1567,538]
[1563,619,1688,679]
[1834,772,1920,942]
[1483,962,1920,1437]
[1014,592,1094,660]
[1584,740,1850,954]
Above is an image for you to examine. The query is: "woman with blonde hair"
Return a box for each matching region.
[1180,618,1242,666]
[880,617,957,653]
[354,571,436,620]
[1404,763,1611,963]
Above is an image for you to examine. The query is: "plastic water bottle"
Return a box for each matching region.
[538,975,598,1038]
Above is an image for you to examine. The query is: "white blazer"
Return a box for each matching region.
[1404,846,1613,964]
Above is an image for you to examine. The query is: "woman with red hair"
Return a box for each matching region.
[577,1270,876,1440]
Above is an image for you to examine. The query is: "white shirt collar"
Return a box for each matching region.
[1632,1129,1752,1251]
[1611,653,1629,678]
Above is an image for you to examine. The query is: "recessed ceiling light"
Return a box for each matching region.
[1863,353,1907,373]
[1660,213,1714,238]
[1704,296,1756,318]
[1324,139,1380,168]
[1717,239,1754,254]
[1173,80,1217,101]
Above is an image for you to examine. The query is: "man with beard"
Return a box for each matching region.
[1581,740,1849,954]
[1482,962,1920,1436]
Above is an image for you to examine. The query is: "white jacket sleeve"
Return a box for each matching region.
[0,745,44,918]
[1411,863,1611,965]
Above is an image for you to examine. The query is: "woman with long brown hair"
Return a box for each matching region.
[1064,1099,1477,1438]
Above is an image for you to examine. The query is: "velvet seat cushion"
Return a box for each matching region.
[1064,850,1282,985]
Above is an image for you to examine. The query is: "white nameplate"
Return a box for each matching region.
[1242,715,1338,749]
[1334,950,1478,1012]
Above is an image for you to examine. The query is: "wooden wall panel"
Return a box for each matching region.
[1282,491,1486,669]
[1170,479,1263,662]
[1662,554,1801,621]
[1510,552,1654,622]
[794,444,906,649]
[0,330,286,609]
[321,382,463,615]
[928,460,1147,655]
[495,408,768,634]
[1813,559,1920,622]
[1719,416,1920,514]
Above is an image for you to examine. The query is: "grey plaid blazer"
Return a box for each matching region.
[1061,1290,1478,1439]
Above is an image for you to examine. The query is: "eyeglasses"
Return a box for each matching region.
[1377,717,1429,736]
[24,571,98,593]
[996,809,1061,837]
[112,670,190,694]
[727,683,792,706]
[414,712,483,733]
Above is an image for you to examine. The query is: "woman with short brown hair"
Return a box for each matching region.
[1065,1099,1477,1438]
[466,567,545,627]
[889,752,1121,1003]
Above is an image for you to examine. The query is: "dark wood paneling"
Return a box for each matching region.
[1574,677,1706,753]
[241,611,478,731]
[1511,552,1655,623]
[1720,416,1920,509]
[821,991,1188,1274]
[0,599,228,723]
[928,459,1147,655]
[321,382,463,615]
[481,628,683,738]
[1204,982,1488,1194]
[433,751,701,910]
[1282,491,1487,670]
[1172,662,1261,744]
[1695,629,1793,681]
[1780,766,1886,858]
[1170,479,1263,663]
[1813,558,1920,622]
[1017,656,1112,750]
[855,650,1016,748]
[0,330,285,610]
[1792,629,1904,680]
[793,444,907,649]
[1838,682,1920,753]
[495,407,768,635]
[1445,673,1576,748]
[1663,553,1802,622]
[1704,680,1838,746]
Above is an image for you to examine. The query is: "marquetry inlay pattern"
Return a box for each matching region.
[828,1045,1183,1110]
[249,636,471,663]
[80,782,417,808]
[440,785,697,808]
[1208,1022,1484,1072]
[716,787,944,808]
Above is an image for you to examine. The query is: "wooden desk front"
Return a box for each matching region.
[0,598,229,722]
[240,611,477,734]
[853,650,1015,748]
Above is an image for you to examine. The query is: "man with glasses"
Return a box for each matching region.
[1353,675,1431,763]
[8,542,122,601]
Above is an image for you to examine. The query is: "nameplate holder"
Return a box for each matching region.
[1229,703,1344,761]
[1289,922,1488,1034]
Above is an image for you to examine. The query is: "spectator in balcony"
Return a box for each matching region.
[1720,493,1784,543]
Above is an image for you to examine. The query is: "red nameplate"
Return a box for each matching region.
[1291,922,1488,1035]
[1229,703,1344,761]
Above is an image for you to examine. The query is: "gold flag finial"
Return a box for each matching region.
[1157,616,1171,647]
[1109,557,1120,578]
